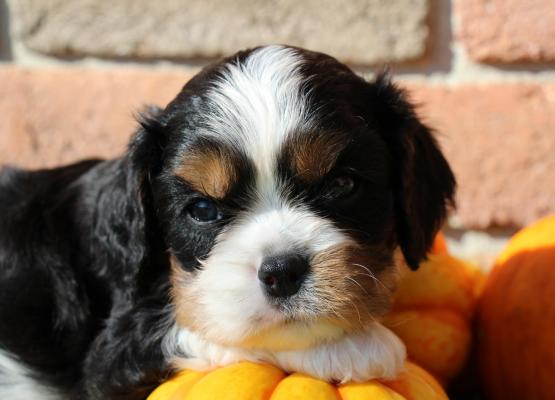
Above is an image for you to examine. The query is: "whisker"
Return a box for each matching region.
[345,276,371,297]
[352,263,389,291]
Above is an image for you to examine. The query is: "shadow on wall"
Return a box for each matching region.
[0,0,13,61]
[389,0,453,76]
[349,0,453,76]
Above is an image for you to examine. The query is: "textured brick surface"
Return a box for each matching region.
[0,67,192,168]
[456,0,555,63]
[9,0,429,65]
[408,83,555,229]
[1,67,554,229]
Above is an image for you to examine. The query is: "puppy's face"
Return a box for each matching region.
[143,46,455,351]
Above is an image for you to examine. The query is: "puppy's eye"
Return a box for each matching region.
[187,199,222,223]
[326,175,357,199]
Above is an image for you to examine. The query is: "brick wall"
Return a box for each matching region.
[1,0,554,268]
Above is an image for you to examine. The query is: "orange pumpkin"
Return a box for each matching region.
[147,361,447,400]
[384,252,482,385]
[430,232,449,255]
[478,215,555,400]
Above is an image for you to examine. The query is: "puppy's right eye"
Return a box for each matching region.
[326,175,357,200]
[187,199,222,223]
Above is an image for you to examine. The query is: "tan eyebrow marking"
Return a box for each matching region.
[175,147,237,199]
[288,133,348,182]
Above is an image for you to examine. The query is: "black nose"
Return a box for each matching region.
[258,253,310,298]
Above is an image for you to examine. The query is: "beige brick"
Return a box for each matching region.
[406,83,555,229]
[9,0,429,65]
[1,67,553,230]
[456,0,555,63]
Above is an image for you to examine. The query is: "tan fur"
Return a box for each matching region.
[310,242,401,331]
[175,148,237,199]
[289,134,347,182]
[169,255,198,330]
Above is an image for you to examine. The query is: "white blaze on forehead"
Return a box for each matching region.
[203,45,312,183]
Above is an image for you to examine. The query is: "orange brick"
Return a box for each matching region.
[406,82,555,229]
[456,0,555,63]
[0,66,192,168]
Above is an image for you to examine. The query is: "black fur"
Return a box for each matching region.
[0,153,172,398]
[0,46,455,399]
[367,74,456,268]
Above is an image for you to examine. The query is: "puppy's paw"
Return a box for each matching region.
[166,326,266,372]
[272,322,406,383]
[172,356,214,372]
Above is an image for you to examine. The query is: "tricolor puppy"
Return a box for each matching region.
[0,45,455,399]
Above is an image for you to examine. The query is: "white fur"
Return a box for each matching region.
[164,322,406,383]
[185,202,349,348]
[271,323,406,382]
[0,350,62,400]
[203,45,312,184]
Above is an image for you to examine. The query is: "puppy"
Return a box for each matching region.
[0,45,455,399]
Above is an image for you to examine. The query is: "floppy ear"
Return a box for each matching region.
[129,104,167,181]
[368,74,456,269]
[83,105,169,297]
[121,105,171,291]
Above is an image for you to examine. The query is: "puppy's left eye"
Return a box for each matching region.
[187,199,222,223]
[326,175,357,200]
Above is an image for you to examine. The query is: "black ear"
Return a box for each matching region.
[129,104,167,182]
[125,105,171,292]
[369,74,456,269]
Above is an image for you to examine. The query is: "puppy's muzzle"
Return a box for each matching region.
[258,253,309,298]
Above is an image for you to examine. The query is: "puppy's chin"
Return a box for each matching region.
[233,319,347,351]
[173,303,348,352]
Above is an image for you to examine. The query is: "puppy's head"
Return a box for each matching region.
[136,45,455,351]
